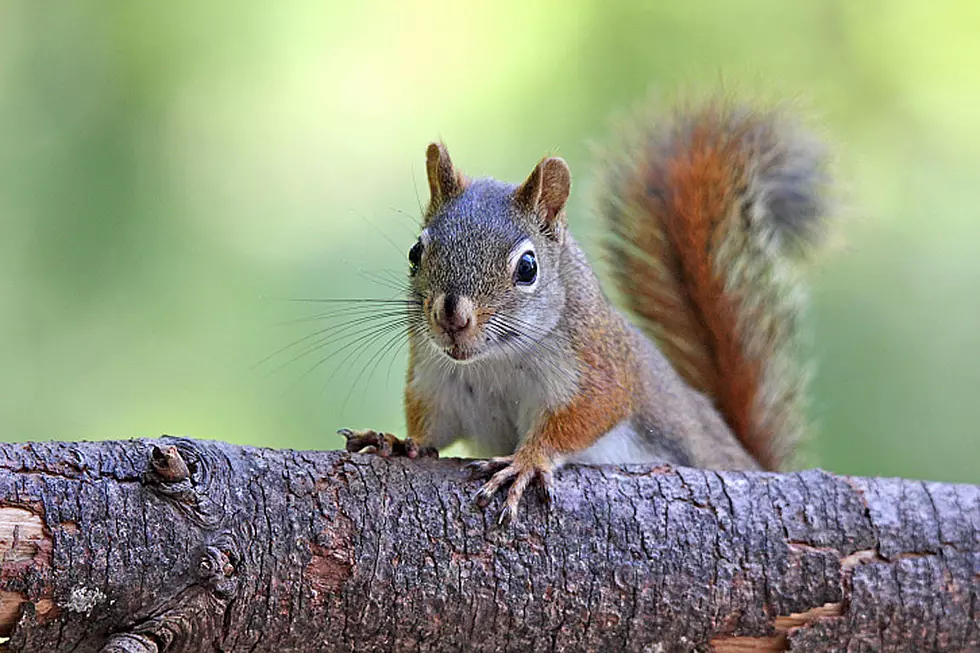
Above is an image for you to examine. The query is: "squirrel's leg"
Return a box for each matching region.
[467,440,555,527]
[338,429,438,459]
[470,379,631,525]
[338,385,453,459]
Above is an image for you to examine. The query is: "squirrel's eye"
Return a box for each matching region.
[408,240,423,274]
[514,251,537,285]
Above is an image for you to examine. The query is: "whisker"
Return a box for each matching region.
[385,328,419,389]
[487,328,576,391]
[288,319,416,391]
[314,320,416,396]
[349,208,406,257]
[340,262,414,294]
[264,296,418,305]
[484,316,584,384]
[275,302,419,325]
[389,206,422,231]
[350,265,414,291]
[257,310,415,374]
[488,313,572,352]
[411,163,424,216]
[374,269,414,287]
[341,324,414,409]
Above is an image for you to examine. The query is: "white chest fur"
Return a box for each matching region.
[410,338,579,456]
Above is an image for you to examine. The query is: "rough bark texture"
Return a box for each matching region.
[0,437,976,653]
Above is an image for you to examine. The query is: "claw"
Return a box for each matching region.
[496,504,516,527]
[468,455,553,527]
[465,456,513,480]
[376,435,393,457]
[340,428,383,454]
[537,469,556,507]
[474,487,493,508]
[339,429,436,459]
[404,437,419,459]
[465,460,488,479]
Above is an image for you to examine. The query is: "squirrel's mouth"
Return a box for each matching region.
[444,344,477,362]
[428,324,486,363]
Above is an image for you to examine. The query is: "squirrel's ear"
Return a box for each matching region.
[515,157,571,238]
[425,142,468,219]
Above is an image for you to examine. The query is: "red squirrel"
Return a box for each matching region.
[340,99,829,525]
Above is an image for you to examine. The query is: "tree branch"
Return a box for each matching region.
[0,437,976,652]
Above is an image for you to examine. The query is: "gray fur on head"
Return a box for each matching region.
[410,145,573,363]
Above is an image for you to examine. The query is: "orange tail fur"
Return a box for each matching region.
[597,101,829,470]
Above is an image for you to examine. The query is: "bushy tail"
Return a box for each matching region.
[596,100,830,470]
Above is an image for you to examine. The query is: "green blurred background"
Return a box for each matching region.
[1,1,978,483]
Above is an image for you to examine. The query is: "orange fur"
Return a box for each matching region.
[617,110,775,469]
[404,353,428,443]
[538,332,635,454]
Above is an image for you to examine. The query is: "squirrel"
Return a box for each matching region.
[339,98,829,525]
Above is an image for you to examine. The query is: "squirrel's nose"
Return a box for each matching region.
[435,293,475,334]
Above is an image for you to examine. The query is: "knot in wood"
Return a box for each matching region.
[149,446,190,484]
[100,632,159,653]
[197,546,239,600]
[143,439,223,528]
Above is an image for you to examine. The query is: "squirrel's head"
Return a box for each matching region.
[407,142,571,364]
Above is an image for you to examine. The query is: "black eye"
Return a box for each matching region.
[514,250,537,285]
[408,240,423,275]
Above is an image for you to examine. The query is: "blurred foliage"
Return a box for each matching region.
[1,1,978,483]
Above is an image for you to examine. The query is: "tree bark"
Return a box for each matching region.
[0,437,976,653]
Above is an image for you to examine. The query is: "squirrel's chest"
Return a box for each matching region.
[452,365,546,454]
[413,355,570,456]
[446,377,522,456]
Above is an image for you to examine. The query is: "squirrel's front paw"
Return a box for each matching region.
[338,429,438,459]
[467,456,554,526]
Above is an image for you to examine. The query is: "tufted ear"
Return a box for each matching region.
[515,156,571,239]
[425,142,468,220]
